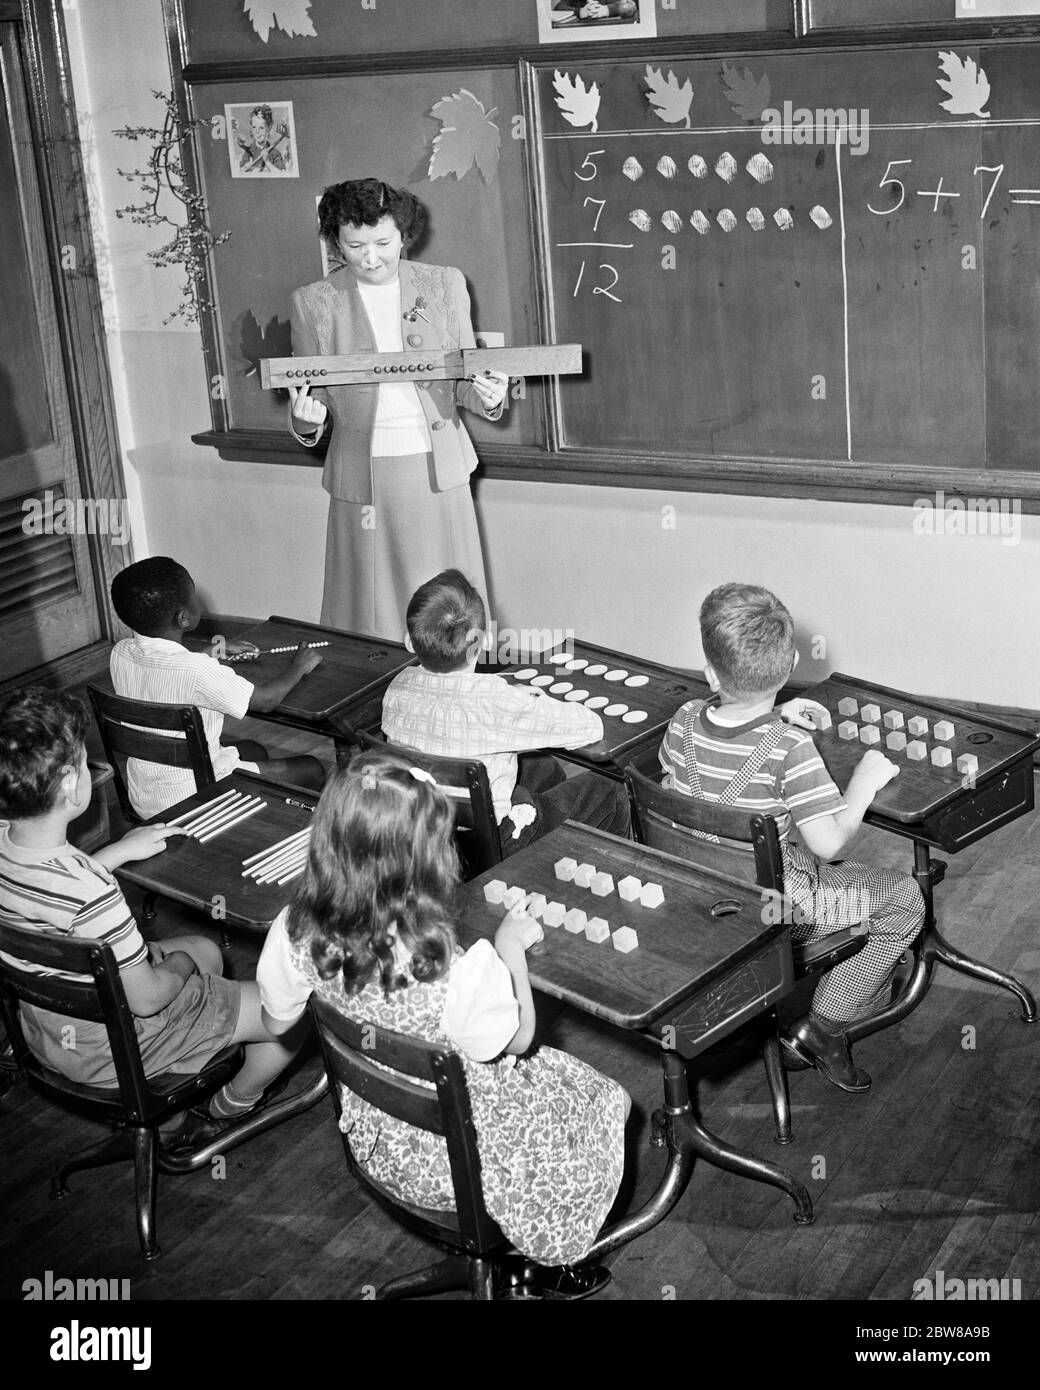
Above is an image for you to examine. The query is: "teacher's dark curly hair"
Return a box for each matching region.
[318,178,426,252]
[286,752,458,995]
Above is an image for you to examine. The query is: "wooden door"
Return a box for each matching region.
[0,20,106,679]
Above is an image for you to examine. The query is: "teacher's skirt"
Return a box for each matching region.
[320,452,490,640]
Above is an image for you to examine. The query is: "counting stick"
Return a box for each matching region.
[197,800,267,843]
[275,862,308,886]
[242,827,310,870]
[186,795,263,839]
[181,792,254,837]
[165,789,238,828]
[253,844,311,883]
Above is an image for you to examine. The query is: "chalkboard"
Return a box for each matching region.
[189,65,540,449]
[533,41,1040,472]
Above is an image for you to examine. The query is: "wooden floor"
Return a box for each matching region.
[2,710,1038,1302]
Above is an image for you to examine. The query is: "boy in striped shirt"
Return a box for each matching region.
[0,688,300,1141]
[659,583,924,1093]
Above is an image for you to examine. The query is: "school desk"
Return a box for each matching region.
[114,769,316,933]
[219,615,415,746]
[490,640,709,774]
[802,673,1040,1044]
[455,822,814,1246]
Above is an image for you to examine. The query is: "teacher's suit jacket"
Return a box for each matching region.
[289,259,502,505]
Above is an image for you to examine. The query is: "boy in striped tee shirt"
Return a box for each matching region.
[0,688,301,1142]
[659,583,924,1094]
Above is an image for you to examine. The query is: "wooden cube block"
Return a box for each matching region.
[838,721,859,741]
[585,916,611,944]
[573,863,596,888]
[590,872,615,897]
[526,893,548,920]
[483,879,507,905]
[639,882,664,908]
[860,725,881,745]
[933,720,955,742]
[554,857,577,882]
[808,708,832,731]
[542,901,566,928]
[612,926,639,954]
[837,697,859,717]
[886,731,908,753]
[930,746,953,768]
[564,908,588,934]
[618,875,642,902]
[861,703,881,724]
[906,740,927,761]
[501,886,525,910]
[907,715,929,738]
[956,753,979,779]
[883,710,905,730]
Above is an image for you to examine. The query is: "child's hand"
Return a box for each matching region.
[778,697,829,731]
[117,824,187,863]
[856,748,900,792]
[289,381,327,433]
[495,899,544,955]
[289,641,323,677]
[471,369,509,414]
[224,637,259,659]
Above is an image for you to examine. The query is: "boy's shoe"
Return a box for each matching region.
[166,1074,292,1154]
[780,1014,871,1093]
[498,1257,611,1300]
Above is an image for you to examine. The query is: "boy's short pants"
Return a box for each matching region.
[21,972,242,1089]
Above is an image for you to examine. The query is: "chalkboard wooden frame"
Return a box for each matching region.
[166,1,1040,508]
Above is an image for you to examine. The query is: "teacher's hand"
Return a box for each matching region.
[471,369,509,414]
[289,381,328,434]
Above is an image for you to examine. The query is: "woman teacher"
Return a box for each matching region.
[288,179,508,638]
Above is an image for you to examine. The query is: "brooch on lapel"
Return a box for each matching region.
[402,295,429,324]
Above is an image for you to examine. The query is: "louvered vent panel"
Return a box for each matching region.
[0,488,78,620]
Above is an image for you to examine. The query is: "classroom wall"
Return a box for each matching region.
[65,0,1040,709]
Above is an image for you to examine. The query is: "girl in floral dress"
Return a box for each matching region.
[257,752,629,1280]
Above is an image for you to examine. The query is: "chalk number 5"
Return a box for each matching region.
[868,159,912,215]
[574,149,604,182]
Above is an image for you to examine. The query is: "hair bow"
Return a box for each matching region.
[409,767,437,786]
[360,766,378,791]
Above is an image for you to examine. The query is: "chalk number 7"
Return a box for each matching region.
[867,159,912,215]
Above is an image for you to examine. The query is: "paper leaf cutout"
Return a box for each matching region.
[720,61,771,121]
[428,89,501,183]
[936,50,991,118]
[240,310,292,380]
[244,0,316,44]
[553,70,600,134]
[644,65,693,129]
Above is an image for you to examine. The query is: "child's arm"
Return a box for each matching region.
[92,824,187,872]
[494,901,543,1055]
[496,683,604,754]
[119,950,198,1018]
[798,749,900,860]
[247,642,324,713]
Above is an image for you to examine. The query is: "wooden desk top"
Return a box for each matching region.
[490,640,708,767]
[220,615,414,722]
[454,823,788,1032]
[804,673,1040,827]
[115,770,316,932]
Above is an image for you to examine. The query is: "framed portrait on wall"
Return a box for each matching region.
[225,101,299,178]
[536,0,657,44]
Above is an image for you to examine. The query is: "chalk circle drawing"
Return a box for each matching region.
[553,70,601,132]
[688,156,708,178]
[715,152,738,183]
[746,207,766,231]
[690,211,711,234]
[656,155,678,179]
[428,89,501,184]
[810,205,833,228]
[644,65,694,130]
[774,208,795,231]
[622,157,643,180]
[629,209,652,231]
[716,209,738,232]
[746,153,774,183]
[226,101,298,178]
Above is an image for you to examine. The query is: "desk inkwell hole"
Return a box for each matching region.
[966,731,994,746]
[710,898,742,918]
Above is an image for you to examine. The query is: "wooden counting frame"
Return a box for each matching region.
[260,344,582,390]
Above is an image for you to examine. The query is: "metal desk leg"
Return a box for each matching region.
[586,1051,813,1258]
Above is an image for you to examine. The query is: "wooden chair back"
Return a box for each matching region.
[309,994,500,1254]
[86,683,215,822]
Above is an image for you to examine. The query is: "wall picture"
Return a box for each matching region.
[226,100,298,178]
[537,0,657,43]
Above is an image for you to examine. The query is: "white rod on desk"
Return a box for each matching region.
[182,794,253,837]
[241,827,310,869]
[188,796,262,839]
[197,800,267,843]
[166,789,238,828]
